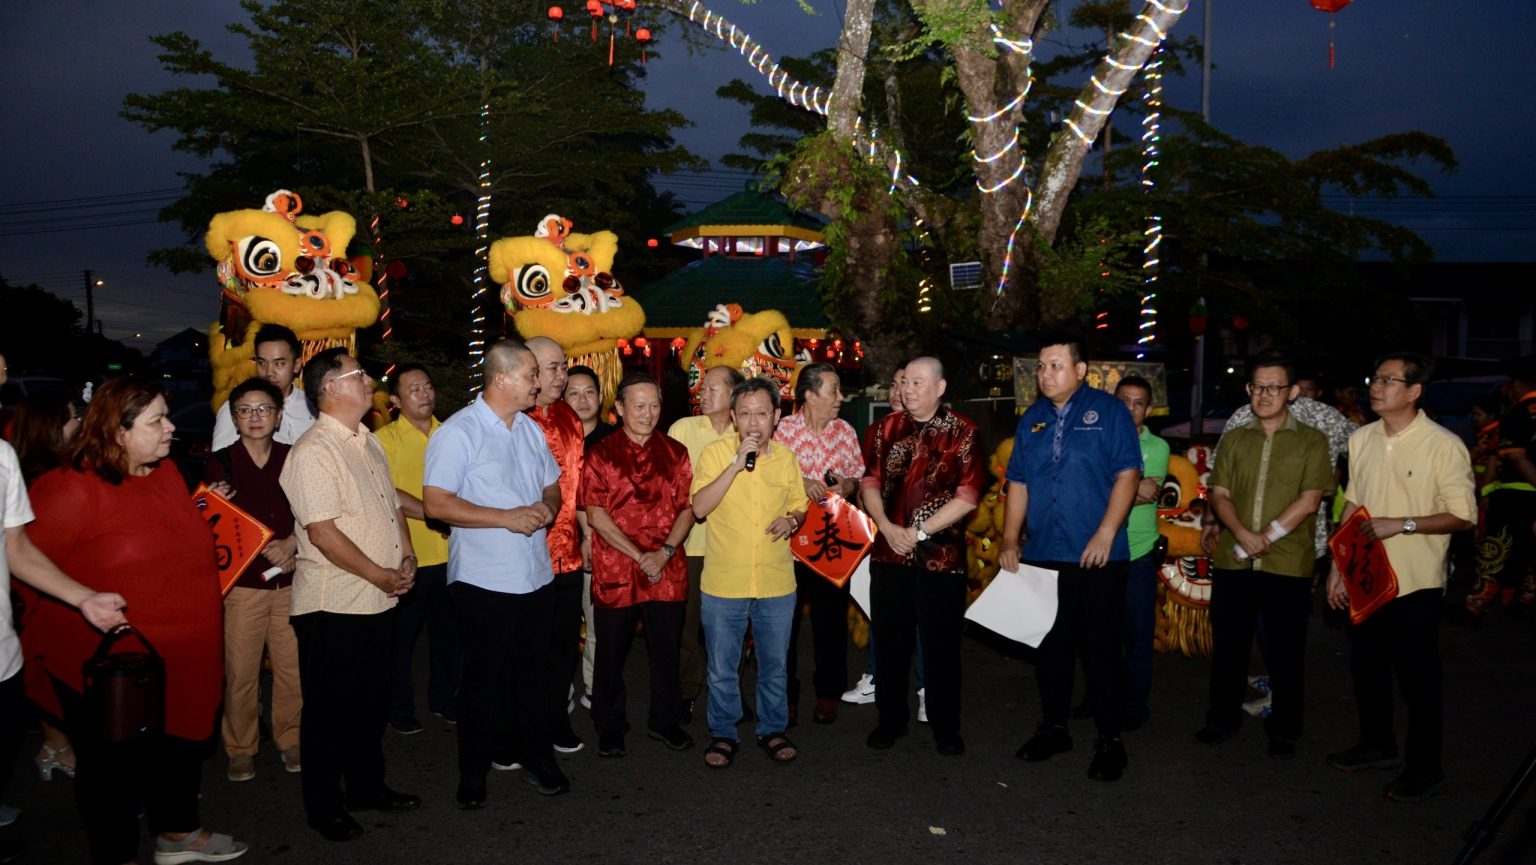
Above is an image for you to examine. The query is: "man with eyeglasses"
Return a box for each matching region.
[204,376,302,783]
[1197,354,1332,759]
[213,323,315,451]
[376,364,460,736]
[1001,333,1141,781]
[280,348,420,841]
[1326,352,1475,803]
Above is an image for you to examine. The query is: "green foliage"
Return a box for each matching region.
[1034,214,1141,325]
[0,280,143,381]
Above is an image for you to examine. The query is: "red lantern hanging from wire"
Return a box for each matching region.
[547,6,563,42]
[616,0,636,36]
[635,27,651,64]
[1309,0,1353,70]
[586,0,603,43]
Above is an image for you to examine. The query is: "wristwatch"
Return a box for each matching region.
[662,543,677,558]
[1401,517,1417,535]
[914,520,929,542]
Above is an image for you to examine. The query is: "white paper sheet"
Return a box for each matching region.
[963,564,1059,647]
[849,556,872,620]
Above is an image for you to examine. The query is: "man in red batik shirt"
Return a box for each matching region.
[581,373,697,757]
[526,337,588,754]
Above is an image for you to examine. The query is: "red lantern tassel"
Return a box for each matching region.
[591,20,597,42]
[609,30,614,66]
[1328,16,1337,70]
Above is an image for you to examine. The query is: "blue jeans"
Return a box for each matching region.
[700,592,795,742]
[1123,549,1160,723]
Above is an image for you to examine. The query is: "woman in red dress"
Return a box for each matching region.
[26,377,247,865]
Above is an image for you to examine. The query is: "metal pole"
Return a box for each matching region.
[1201,0,1212,122]
[83,269,96,336]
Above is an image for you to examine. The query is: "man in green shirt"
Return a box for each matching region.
[1197,355,1332,758]
[1115,376,1170,731]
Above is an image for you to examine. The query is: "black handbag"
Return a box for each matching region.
[82,626,166,743]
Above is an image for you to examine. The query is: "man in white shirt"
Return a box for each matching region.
[212,324,315,450]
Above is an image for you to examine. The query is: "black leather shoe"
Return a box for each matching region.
[307,813,364,842]
[346,786,421,813]
[935,735,966,756]
[865,725,908,750]
[523,761,571,796]
[456,776,487,810]
[1194,724,1238,745]
[1087,737,1127,781]
[1016,726,1073,762]
[679,697,696,725]
[648,726,695,751]
[597,732,627,757]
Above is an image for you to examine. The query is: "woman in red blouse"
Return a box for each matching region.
[580,373,696,758]
[26,377,247,865]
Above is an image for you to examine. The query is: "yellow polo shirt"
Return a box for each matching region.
[668,414,733,558]
[692,433,808,599]
[376,414,449,568]
[1343,411,1476,596]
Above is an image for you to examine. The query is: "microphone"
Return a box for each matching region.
[744,451,758,472]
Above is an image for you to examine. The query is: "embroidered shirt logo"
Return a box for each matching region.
[1082,410,1099,425]
[1031,422,1048,433]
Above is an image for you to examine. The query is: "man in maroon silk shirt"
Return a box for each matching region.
[581,373,697,757]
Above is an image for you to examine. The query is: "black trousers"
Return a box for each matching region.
[1206,568,1312,740]
[678,556,707,700]
[869,560,966,740]
[52,676,202,865]
[786,560,850,704]
[291,609,394,821]
[1347,587,1444,779]
[0,672,22,805]
[591,600,685,735]
[453,580,554,779]
[1032,560,1128,739]
[389,562,461,724]
[546,570,585,736]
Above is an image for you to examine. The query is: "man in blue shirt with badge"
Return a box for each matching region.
[999,332,1142,781]
[423,340,567,806]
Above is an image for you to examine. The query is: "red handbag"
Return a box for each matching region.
[82,626,166,743]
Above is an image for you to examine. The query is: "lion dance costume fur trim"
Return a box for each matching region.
[489,214,644,408]
[680,303,798,402]
[205,190,380,409]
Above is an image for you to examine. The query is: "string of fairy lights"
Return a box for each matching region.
[1137,44,1164,358]
[468,98,492,392]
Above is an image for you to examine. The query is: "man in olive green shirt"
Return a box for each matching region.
[1197,356,1332,757]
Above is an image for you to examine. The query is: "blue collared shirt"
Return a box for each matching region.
[1006,384,1142,562]
[424,396,561,594]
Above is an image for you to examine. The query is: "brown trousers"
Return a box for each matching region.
[222,585,302,756]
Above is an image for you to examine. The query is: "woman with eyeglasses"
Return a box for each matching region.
[203,377,302,785]
[24,375,248,864]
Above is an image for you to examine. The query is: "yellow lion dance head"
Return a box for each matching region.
[205,190,379,407]
[489,215,644,407]
[679,304,797,401]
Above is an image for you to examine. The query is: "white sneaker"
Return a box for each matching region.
[1247,675,1271,695]
[841,673,876,705]
[917,688,928,724]
[1242,693,1273,718]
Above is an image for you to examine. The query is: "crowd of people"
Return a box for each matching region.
[0,329,1527,864]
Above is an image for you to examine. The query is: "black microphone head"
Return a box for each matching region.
[744,451,758,471]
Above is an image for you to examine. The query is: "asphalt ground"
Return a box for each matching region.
[5,595,1534,865]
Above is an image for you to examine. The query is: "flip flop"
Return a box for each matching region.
[704,738,738,769]
[154,828,249,864]
[757,733,798,764]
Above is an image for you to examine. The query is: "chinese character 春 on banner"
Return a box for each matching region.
[791,494,876,588]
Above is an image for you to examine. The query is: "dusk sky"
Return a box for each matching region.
[1,0,1531,352]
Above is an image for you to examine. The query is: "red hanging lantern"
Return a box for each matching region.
[616,0,636,36]
[1231,315,1250,332]
[1309,0,1353,70]
[586,0,602,43]
[547,5,563,42]
[636,27,651,64]
[450,214,464,226]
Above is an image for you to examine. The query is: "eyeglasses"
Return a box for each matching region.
[1366,375,1411,387]
[330,367,368,385]
[232,404,276,418]
[1247,383,1290,396]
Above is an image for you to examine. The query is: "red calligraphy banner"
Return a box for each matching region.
[192,484,276,597]
[791,494,876,588]
[1328,506,1399,625]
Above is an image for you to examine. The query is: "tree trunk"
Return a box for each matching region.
[359,135,375,193]
[828,0,875,142]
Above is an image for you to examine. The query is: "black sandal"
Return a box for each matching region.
[704,738,738,769]
[757,732,798,764]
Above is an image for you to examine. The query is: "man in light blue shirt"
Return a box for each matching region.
[424,340,565,805]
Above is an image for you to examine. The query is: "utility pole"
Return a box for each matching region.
[83,269,96,336]
[1190,0,1213,434]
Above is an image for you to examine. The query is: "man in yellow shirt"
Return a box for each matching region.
[375,364,459,735]
[667,365,745,721]
[1326,352,1475,803]
[691,377,808,768]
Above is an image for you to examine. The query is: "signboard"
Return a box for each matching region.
[1012,356,1169,416]
[791,494,876,588]
[192,484,276,596]
[1328,506,1399,625]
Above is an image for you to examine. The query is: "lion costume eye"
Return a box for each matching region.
[757,331,786,359]
[234,236,286,284]
[511,264,556,307]
[1157,477,1183,510]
